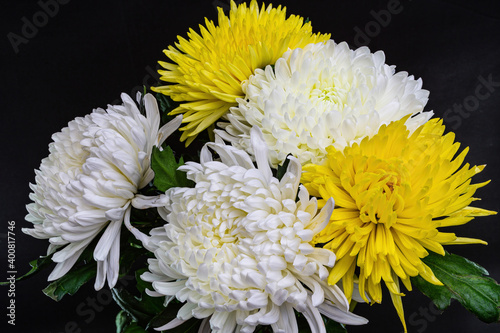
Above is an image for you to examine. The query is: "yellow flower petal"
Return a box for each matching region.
[301,117,496,330]
[153,0,329,144]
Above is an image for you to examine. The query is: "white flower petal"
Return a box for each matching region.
[93,219,122,262]
[301,298,326,333]
[143,130,366,332]
[318,301,369,326]
[157,115,183,147]
[154,318,187,331]
[198,317,211,333]
[47,246,85,281]
[24,93,180,289]
[106,232,121,288]
[94,259,107,290]
[219,40,433,167]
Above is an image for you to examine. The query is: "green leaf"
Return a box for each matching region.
[275,154,292,181]
[42,261,97,301]
[116,310,132,333]
[19,255,54,280]
[412,251,500,323]
[111,288,153,325]
[151,146,193,192]
[134,269,164,314]
[0,254,53,285]
[118,235,150,279]
[412,274,452,310]
[112,267,167,331]
[156,93,174,114]
[123,322,148,333]
[135,268,153,295]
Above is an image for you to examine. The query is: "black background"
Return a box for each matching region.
[1,0,499,332]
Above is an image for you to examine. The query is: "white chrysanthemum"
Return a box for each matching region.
[141,128,368,333]
[217,40,433,167]
[23,93,181,290]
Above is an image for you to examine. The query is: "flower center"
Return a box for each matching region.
[209,227,238,247]
[310,85,349,111]
[380,174,399,195]
[354,161,404,227]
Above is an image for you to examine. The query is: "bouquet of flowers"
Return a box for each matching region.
[16,1,499,332]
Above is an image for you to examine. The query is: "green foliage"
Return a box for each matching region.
[42,261,97,301]
[116,310,132,333]
[123,323,149,333]
[19,254,54,280]
[151,146,193,192]
[112,285,201,333]
[275,154,292,181]
[116,311,148,333]
[412,251,500,323]
[134,269,165,314]
[111,269,165,330]
[0,254,54,285]
[39,240,97,301]
[118,235,150,279]
[112,288,155,325]
[155,93,175,118]
[38,227,149,302]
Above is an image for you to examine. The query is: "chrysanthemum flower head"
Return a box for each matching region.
[23,93,181,290]
[141,128,368,333]
[218,40,433,167]
[301,117,496,331]
[152,0,329,145]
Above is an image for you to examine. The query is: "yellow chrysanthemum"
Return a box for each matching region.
[301,117,496,331]
[152,0,329,145]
